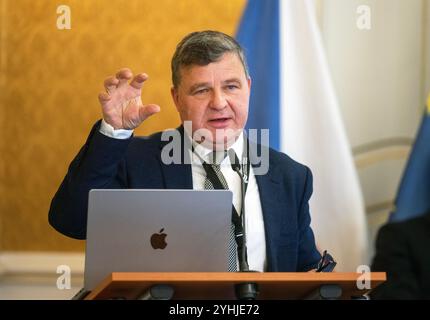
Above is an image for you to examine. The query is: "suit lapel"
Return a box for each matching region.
[157,126,193,189]
[250,142,285,271]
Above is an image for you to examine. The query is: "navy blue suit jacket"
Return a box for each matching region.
[49,121,321,272]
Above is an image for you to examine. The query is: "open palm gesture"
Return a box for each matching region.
[98,68,160,130]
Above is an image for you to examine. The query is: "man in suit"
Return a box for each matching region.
[371,211,430,299]
[49,30,321,272]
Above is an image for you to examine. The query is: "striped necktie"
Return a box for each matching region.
[202,153,238,272]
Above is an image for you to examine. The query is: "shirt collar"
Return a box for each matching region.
[188,131,245,166]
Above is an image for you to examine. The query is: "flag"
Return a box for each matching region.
[236,0,368,271]
[236,0,280,149]
[390,95,430,222]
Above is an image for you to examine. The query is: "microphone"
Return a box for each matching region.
[228,148,259,300]
[228,149,250,272]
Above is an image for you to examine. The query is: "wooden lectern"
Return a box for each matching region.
[83,272,386,300]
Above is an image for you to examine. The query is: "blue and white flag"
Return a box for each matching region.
[236,0,368,271]
[390,95,430,222]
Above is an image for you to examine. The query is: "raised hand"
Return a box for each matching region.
[98,68,160,130]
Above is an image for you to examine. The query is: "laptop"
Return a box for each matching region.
[83,189,233,290]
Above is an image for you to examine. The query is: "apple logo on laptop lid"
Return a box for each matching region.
[150,228,167,249]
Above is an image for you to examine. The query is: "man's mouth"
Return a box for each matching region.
[207,117,232,128]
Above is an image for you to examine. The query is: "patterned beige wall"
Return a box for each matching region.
[0,0,246,251]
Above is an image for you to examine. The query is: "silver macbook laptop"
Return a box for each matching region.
[84,189,233,290]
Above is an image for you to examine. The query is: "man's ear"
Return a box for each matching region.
[247,77,252,91]
[171,86,180,112]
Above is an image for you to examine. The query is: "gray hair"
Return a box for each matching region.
[171,30,249,88]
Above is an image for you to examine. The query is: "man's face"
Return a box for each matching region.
[171,52,251,149]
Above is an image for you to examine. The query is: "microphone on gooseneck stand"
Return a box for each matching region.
[228,149,259,300]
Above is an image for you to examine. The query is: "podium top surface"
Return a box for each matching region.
[86,272,386,300]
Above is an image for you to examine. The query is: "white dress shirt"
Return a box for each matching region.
[100,120,267,271]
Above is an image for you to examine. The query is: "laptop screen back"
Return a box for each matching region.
[84,189,233,290]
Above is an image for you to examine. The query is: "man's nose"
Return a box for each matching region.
[209,89,227,110]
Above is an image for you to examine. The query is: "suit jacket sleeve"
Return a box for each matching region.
[48,121,131,239]
[297,166,321,271]
[370,222,420,299]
